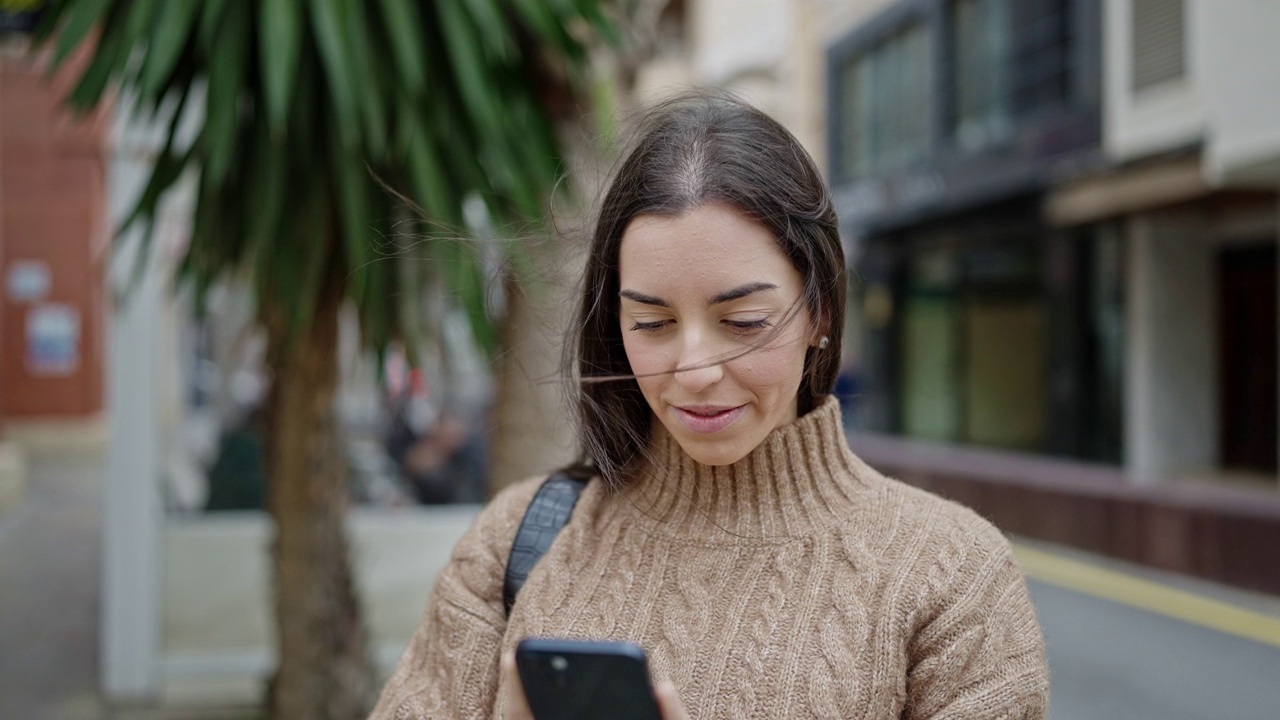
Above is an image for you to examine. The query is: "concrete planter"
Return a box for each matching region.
[160,505,479,705]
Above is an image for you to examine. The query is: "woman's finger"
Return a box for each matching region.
[654,680,691,720]
[501,652,535,720]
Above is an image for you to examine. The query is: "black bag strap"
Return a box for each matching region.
[503,472,587,617]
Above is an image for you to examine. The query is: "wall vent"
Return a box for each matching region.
[1131,0,1186,92]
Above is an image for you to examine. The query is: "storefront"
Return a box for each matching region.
[828,0,1109,461]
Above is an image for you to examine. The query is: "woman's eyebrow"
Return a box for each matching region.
[709,282,778,305]
[619,289,669,307]
[619,282,779,308]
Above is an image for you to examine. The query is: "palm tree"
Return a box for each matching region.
[33,1,615,717]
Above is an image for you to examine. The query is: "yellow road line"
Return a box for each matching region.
[1012,543,1280,650]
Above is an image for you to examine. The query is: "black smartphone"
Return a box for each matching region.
[514,637,662,720]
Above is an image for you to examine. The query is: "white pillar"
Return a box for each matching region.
[1125,210,1218,482]
[101,119,166,700]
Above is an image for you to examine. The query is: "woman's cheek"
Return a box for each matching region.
[622,336,669,382]
[747,337,808,387]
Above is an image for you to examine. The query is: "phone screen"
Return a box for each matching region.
[515,638,662,720]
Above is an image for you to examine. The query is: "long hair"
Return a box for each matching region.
[566,92,846,485]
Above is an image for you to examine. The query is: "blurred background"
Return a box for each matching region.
[1,0,1278,718]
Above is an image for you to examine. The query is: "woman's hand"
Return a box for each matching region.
[500,652,690,720]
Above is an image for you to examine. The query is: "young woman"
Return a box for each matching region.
[369,93,1050,719]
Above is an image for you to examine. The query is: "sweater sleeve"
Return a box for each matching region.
[367,477,543,720]
[903,529,1050,720]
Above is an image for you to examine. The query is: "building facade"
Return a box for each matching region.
[829,0,1280,486]
[1055,0,1280,481]
[1,27,110,514]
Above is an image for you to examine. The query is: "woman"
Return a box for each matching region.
[369,93,1050,719]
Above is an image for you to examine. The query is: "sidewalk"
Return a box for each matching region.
[0,449,264,720]
[0,449,108,719]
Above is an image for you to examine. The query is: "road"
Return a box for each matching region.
[1025,550,1280,719]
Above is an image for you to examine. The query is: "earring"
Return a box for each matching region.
[818,336,830,350]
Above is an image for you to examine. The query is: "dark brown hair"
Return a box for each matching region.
[567,91,846,484]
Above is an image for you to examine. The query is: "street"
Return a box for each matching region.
[1027,556,1280,719]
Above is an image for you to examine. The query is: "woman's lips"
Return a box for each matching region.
[672,404,746,434]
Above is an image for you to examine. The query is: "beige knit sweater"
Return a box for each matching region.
[369,397,1049,719]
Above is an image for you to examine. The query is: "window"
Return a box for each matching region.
[1131,0,1185,92]
[950,0,1073,149]
[954,0,1013,150]
[897,240,1048,451]
[839,22,932,178]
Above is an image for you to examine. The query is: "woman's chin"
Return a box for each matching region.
[670,433,754,467]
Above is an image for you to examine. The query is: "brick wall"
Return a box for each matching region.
[0,42,107,420]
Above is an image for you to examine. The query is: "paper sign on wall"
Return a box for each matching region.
[26,303,80,376]
[6,260,51,302]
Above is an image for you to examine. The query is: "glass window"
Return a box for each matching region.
[950,0,1073,150]
[839,22,933,178]
[954,0,1013,150]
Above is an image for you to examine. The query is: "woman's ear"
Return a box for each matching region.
[808,309,830,349]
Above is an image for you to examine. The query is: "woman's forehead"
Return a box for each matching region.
[618,204,798,290]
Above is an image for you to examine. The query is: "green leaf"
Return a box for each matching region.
[511,0,575,56]
[136,0,201,101]
[204,0,250,185]
[308,0,360,151]
[287,175,333,341]
[116,0,162,65]
[510,0,559,42]
[340,0,387,156]
[258,0,302,135]
[375,0,427,96]
[403,111,453,221]
[243,123,287,257]
[116,84,194,239]
[198,0,233,51]
[123,143,193,289]
[574,0,621,46]
[64,6,128,111]
[437,0,503,135]
[333,147,373,299]
[47,0,116,70]
[439,237,495,360]
[462,0,514,61]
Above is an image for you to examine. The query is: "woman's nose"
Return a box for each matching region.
[673,335,725,393]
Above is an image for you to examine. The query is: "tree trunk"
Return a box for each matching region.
[488,258,581,494]
[488,120,613,495]
[264,238,374,719]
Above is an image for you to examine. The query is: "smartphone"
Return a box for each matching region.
[514,637,662,720]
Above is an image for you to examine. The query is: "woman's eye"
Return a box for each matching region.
[629,319,672,333]
[724,318,772,334]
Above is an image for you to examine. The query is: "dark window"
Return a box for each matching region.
[897,234,1048,452]
[950,0,1074,149]
[1044,223,1125,464]
[953,0,1014,149]
[1218,244,1278,473]
[839,22,933,178]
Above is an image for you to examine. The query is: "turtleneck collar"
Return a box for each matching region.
[615,396,874,543]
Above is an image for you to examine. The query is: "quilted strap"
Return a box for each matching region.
[503,473,588,617]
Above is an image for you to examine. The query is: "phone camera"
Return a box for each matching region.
[550,655,569,672]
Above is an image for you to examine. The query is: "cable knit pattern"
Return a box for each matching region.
[368,397,1050,719]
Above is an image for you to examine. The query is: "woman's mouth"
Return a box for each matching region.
[672,404,746,434]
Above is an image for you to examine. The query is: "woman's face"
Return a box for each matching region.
[618,203,815,466]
